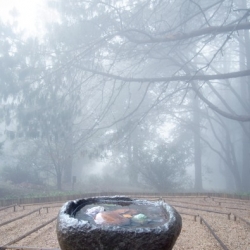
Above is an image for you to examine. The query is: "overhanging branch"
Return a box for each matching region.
[76,65,250,83]
[191,82,250,122]
[122,22,250,43]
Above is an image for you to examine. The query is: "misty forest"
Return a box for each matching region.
[1,0,250,198]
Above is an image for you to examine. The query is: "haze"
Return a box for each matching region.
[0,0,250,198]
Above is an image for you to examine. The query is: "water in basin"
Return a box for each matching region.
[75,202,168,228]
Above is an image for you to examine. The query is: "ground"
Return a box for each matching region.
[0,194,249,249]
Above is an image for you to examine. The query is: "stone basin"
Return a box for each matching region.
[56,196,182,250]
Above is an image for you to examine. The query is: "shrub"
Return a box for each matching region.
[1,165,43,185]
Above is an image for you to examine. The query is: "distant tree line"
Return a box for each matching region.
[0,0,250,193]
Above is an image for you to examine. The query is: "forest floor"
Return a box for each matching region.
[0,194,249,250]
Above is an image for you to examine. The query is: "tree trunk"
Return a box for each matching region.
[225,132,243,191]
[240,0,250,191]
[63,154,73,184]
[57,170,62,190]
[241,82,250,191]
[193,91,203,190]
[63,129,74,184]
[131,129,139,185]
[127,134,138,185]
[127,135,133,183]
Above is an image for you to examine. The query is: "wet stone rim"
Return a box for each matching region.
[56,196,182,250]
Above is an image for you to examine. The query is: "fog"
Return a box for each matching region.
[0,0,250,198]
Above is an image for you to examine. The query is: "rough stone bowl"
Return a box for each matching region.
[56,196,182,250]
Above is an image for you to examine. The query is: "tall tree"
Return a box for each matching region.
[239,0,250,191]
[2,0,250,192]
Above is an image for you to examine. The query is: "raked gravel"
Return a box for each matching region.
[0,197,249,250]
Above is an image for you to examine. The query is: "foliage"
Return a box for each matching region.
[104,115,193,192]
[1,165,42,185]
[0,180,81,200]
[1,0,250,193]
[0,139,56,187]
[138,137,192,192]
[0,141,3,155]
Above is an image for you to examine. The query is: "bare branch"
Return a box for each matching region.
[122,22,250,43]
[77,64,250,83]
[191,82,250,122]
